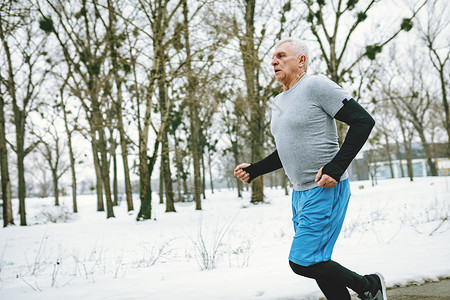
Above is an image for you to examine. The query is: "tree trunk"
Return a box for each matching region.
[383,133,394,178]
[416,129,438,176]
[208,149,214,194]
[193,134,202,208]
[0,89,13,226]
[137,139,152,220]
[182,164,189,197]
[439,68,450,157]
[392,97,414,181]
[174,133,182,202]
[231,135,242,198]
[159,158,164,204]
[96,123,115,218]
[112,145,118,206]
[395,140,405,178]
[60,87,78,213]
[136,82,158,220]
[162,138,175,212]
[409,104,438,176]
[201,152,206,200]
[239,0,264,204]
[1,178,13,227]
[91,135,104,211]
[17,130,26,226]
[236,176,243,198]
[404,142,414,181]
[368,150,378,187]
[182,0,202,209]
[51,167,59,206]
[156,61,175,212]
[109,134,118,206]
[118,118,133,211]
[400,125,414,181]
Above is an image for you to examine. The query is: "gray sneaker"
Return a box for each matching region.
[358,273,387,300]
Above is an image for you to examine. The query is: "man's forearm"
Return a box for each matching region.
[243,150,283,183]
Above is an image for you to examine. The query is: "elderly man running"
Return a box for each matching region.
[234,38,386,300]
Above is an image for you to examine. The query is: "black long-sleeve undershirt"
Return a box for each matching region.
[243,98,375,183]
[243,149,283,183]
[322,98,375,181]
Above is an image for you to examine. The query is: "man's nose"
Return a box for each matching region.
[271,57,278,66]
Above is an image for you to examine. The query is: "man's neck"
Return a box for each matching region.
[283,71,306,91]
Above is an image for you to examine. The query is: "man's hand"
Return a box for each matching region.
[234,163,251,183]
[315,167,338,188]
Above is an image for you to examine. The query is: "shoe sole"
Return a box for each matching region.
[375,272,387,300]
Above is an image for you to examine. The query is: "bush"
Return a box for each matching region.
[37,205,73,224]
[189,216,236,271]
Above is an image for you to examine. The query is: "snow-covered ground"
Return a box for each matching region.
[1,177,449,300]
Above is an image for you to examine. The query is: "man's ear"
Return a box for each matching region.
[298,54,306,66]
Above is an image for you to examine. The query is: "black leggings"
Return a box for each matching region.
[289,260,371,300]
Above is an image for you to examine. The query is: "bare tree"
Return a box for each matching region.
[302,0,428,141]
[29,156,51,197]
[120,20,158,220]
[379,45,438,176]
[57,75,80,212]
[104,0,134,211]
[142,0,184,213]
[38,0,115,218]
[379,92,415,181]
[197,83,222,198]
[32,118,70,206]
[1,3,47,225]
[115,0,184,219]
[417,0,450,156]
[178,0,231,207]
[227,0,295,203]
[234,0,265,203]
[393,75,437,175]
[170,108,184,202]
[393,105,415,181]
[222,97,245,198]
[374,101,396,178]
[366,131,381,186]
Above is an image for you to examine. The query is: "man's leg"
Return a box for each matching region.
[289,260,386,299]
[289,260,368,294]
[289,181,386,299]
[316,277,351,300]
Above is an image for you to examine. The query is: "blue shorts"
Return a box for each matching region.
[289,179,350,266]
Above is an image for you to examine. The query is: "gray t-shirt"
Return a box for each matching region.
[270,74,350,191]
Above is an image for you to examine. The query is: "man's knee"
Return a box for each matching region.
[289,260,312,277]
[289,260,328,279]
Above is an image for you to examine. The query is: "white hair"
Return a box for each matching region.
[275,38,309,71]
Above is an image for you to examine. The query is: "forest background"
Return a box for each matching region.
[0,0,449,227]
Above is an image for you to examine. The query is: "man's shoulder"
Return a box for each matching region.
[305,74,344,96]
[305,74,335,86]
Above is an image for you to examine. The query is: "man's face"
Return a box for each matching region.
[271,42,303,87]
